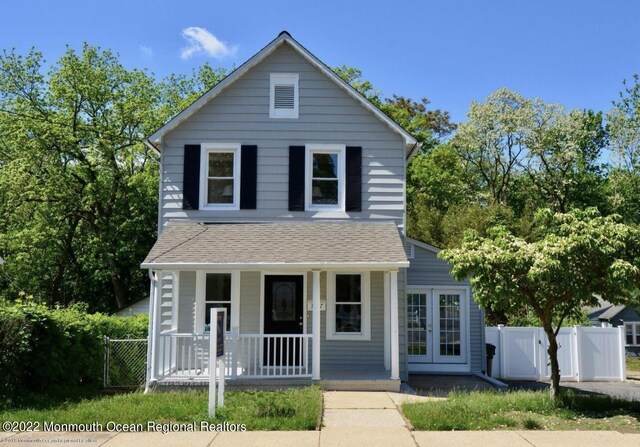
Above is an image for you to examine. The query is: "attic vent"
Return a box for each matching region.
[270,73,299,118]
[274,84,295,109]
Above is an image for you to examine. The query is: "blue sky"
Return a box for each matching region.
[2,0,639,123]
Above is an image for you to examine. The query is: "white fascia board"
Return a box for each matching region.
[140,261,409,271]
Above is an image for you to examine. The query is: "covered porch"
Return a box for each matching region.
[142,222,409,391]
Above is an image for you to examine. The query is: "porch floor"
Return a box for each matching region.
[155,366,399,392]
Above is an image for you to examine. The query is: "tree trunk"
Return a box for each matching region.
[543,326,561,399]
[107,257,129,309]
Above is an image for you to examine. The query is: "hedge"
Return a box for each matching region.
[0,299,148,406]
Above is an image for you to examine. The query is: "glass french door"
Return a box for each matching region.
[407,288,467,364]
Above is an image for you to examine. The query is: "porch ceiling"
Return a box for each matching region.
[141,221,409,269]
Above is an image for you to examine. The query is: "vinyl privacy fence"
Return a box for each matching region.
[485,326,626,382]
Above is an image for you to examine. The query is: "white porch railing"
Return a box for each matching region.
[156,331,312,381]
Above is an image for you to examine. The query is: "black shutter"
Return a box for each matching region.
[183,144,201,210]
[240,145,257,209]
[345,146,362,212]
[288,146,305,211]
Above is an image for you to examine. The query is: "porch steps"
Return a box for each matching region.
[321,379,400,392]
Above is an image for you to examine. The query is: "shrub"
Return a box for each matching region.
[0,298,147,407]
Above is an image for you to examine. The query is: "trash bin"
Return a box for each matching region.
[486,343,496,377]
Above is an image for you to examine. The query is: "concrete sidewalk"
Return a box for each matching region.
[2,391,640,447]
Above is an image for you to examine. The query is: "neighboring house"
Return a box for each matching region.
[116,297,150,317]
[141,31,485,391]
[587,298,640,356]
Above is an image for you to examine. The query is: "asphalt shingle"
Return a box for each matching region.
[142,221,409,267]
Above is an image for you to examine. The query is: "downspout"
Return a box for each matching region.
[144,269,157,393]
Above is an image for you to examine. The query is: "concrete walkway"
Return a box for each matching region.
[2,391,640,446]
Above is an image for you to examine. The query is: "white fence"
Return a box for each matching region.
[486,326,626,382]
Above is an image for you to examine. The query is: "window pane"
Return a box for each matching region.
[208,179,234,203]
[272,281,296,321]
[206,274,231,302]
[205,302,231,331]
[336,274,361,302]
[336,304,361,332]
[313,153,338,178]
[626,324,634,345]
[208,152,234,177]
[439,294,461,357]
[312,179,338,205]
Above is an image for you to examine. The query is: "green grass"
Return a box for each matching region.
[627,357,640,373]
[1,386,322,431]
[402,390,640,431]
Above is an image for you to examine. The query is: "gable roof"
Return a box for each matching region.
[147,31,419,156]
[405,236,442,254]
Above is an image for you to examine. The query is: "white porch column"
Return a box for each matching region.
[151,270,163,383]
[145,270,157,392]
[383,272,390,370]
[390,270,400,380]
[312,270,321,380]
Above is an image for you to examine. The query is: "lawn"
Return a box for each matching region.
[402,390,640,432]
[1,386,322,431]
[627,357,640,373]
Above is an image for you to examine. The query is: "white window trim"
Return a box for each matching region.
[199,143,241,210]
[195,271,240,334]
[305,144,346,212]
[625,322,640,346]
[269,73,299,119]
[326,271,371,341]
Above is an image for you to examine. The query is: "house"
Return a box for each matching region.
[141,31,486,391]
[587,298,640,356]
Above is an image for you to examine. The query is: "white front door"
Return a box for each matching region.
[407,288,468,368]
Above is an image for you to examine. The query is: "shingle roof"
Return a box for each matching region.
[142,222,409,268]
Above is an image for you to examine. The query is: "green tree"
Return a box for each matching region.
[0,45,162,309]
[440,209,640,398]
[608,75,640,224]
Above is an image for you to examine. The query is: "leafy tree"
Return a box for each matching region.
[0,45,162,310]
[451,88,533,205]
[607,75,640,224]
[440,209,640,398]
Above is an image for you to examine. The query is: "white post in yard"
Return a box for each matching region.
[312,270,321,381]
[390,270,399,380]
[619,326,627,382]
[208,308,217,417]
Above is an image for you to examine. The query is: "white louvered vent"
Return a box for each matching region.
[270,73,299,118]
[274,84,295,109]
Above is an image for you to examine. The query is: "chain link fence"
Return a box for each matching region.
[103,337,148,388]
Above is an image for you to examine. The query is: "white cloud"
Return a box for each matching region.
[139,45,153,58]
[180,27,238,60]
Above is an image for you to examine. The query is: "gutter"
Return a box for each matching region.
[144,139,160,156]
[406,141,422,162]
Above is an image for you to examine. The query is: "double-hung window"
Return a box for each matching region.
[200,143,240,210]
[625,322,640,346]
[326,272,370,340]
[306,144,345,211]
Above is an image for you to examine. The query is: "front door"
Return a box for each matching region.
[263,275,304,366]
[407,288,467,367]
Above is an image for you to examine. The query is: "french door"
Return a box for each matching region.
[407,288,468,365]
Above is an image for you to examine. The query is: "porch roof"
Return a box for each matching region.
[141,221,409,270]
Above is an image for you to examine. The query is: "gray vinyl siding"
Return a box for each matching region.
[239,272,261,333]
[406,242,485,373]
[177,271,196,333]
[312,271,386,369]
[159,43,406,229]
